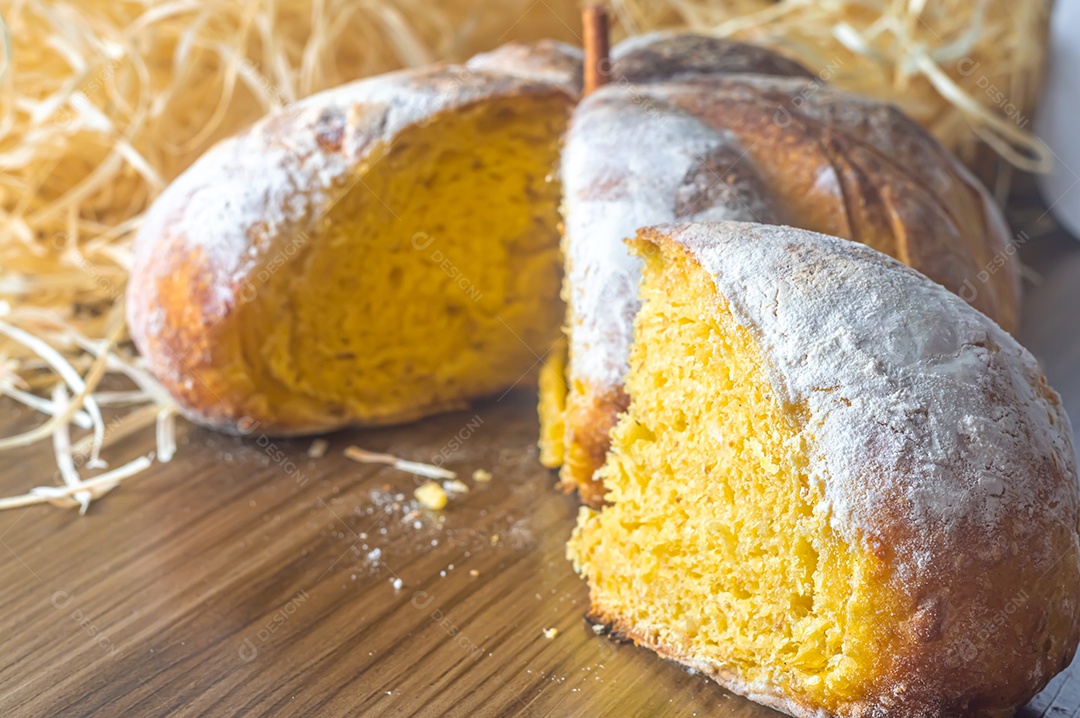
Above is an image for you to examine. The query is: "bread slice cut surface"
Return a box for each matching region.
[568,231,889,713]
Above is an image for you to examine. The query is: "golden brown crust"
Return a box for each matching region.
[612,32,815,84]
[560,383,628,508]
[655,77,1020,330]
[128,51,581,435]
[587,592,1038,718]
[585,604,835,718]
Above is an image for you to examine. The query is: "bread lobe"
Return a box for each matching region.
[128,46,581,432]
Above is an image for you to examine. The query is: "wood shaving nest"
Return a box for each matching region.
[0,299,175,512]
[0,0,1047,511]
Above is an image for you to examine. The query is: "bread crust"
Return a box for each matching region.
[574,221,1078,718]
[612,31,816,84]
[586,606,835,718]
[127,44,581,434]
[562,384,627,507]
[558,33,1021,506]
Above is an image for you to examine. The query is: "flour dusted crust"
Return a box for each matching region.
[612,31,816,84]
[589,221,1080,718]
[127,43,581,433]
[466,39,583,84]
[559,33,1020,503]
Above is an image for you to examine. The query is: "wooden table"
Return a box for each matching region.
[2,205,1079,717]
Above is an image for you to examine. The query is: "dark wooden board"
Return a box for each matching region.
[1,215,1079,718]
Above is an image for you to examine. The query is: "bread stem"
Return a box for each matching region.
[582,5,611,96]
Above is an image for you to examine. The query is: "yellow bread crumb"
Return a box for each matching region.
[472,469,492,483]
[414,482,448,510]
[307,439,328,458]
[543,628,558,639]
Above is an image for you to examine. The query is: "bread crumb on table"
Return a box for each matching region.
[472,469,492,483]
[442,479,469,496]
[307,439,329,458]
[415,481,448,510]
[542,627,558,640]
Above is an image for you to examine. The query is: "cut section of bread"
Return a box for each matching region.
[127,43,581,434]
[568,221,1079,718]
[545,33,1021,507]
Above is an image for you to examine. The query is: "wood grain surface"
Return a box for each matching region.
[1,203,1079,718]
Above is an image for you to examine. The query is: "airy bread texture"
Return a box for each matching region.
[543,33,1021,507]
[568,221,1079,718]
[128,43,580,434]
